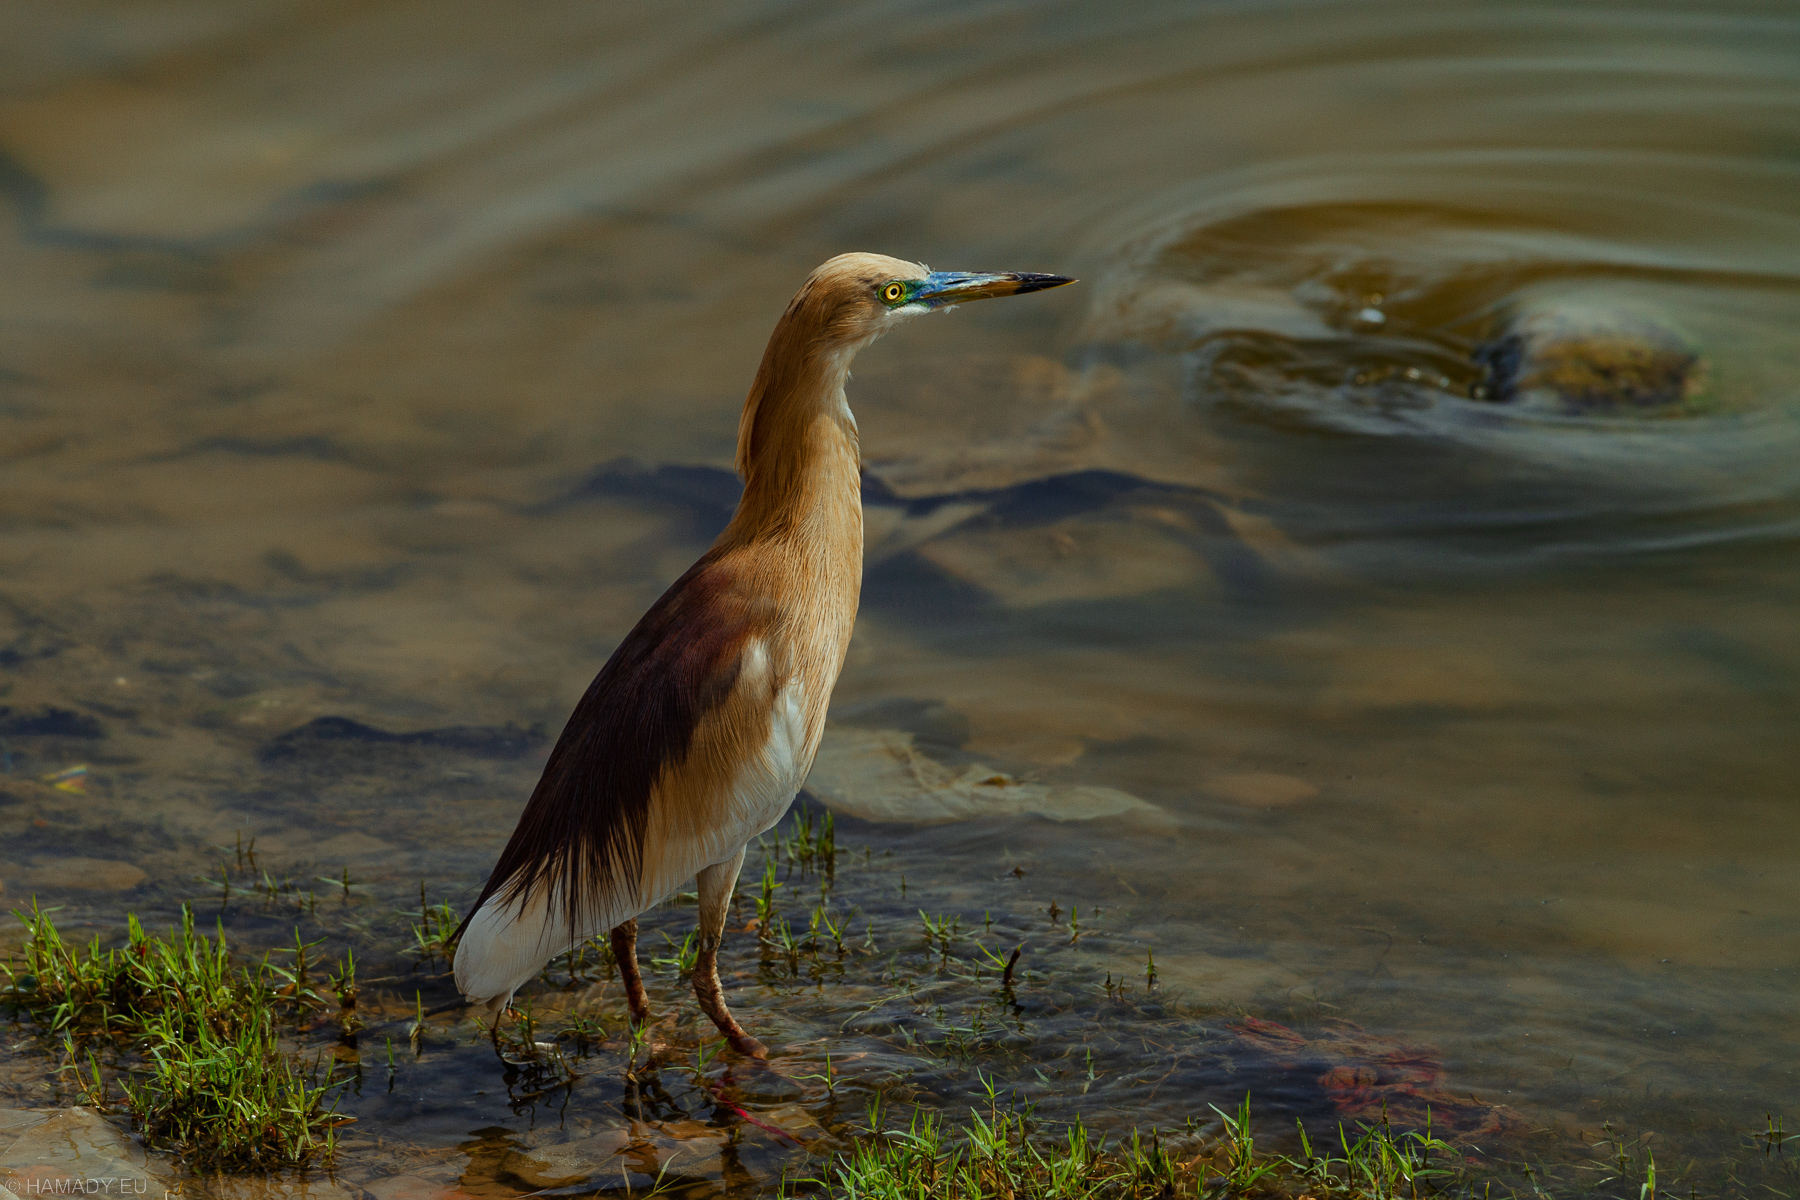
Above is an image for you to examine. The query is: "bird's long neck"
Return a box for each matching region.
[724,336,863,557]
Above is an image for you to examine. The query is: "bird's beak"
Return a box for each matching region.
[915,270,1076,307]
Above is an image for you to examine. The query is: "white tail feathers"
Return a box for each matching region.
[453,871,665,1019]
[453,887,587,1019]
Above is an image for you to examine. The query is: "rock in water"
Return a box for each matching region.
[0,707,103,739]
[1473,291,1704,412]
[804,726,1171,828]
[1205,771,1319,807]
[365,1177,480,1200]
[498,1122,732,1191]
[0,1108,173,1197]
[11,857,147,892]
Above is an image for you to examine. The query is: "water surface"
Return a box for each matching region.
[1,1,1797,1194]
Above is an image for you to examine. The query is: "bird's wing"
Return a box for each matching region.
[453,550,811,1004]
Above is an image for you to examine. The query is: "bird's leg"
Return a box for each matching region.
[611,919,650,1023]
[694,847,765,1059]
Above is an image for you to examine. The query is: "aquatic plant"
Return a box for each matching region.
[1288,1103,1455,1200]
[803,1085,1464,1200]
[548,931,614,982]
[400,883,460,968]
[757,857,786,929]
[1211,1092,1284,1194]
[763,807,838,875]
[653,928,700,975]
[1,812,1742,1200]
[807,1084,1185,1200]
[1580,1122,1669,1200]
[0,901,348,1168]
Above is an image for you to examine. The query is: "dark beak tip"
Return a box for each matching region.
[1012,272,1077,294]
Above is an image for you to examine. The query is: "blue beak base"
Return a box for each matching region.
[912,270,1076,307]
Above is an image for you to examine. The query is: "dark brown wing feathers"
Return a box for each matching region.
[458,552,766,937]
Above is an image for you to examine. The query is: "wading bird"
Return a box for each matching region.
[454,253,1073,1056]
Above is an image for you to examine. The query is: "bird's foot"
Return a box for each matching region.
[727,1031,768,1059]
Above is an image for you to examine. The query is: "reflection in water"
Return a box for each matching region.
[1,0,1797,1195]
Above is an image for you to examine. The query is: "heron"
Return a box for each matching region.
[453,252,1074,1057]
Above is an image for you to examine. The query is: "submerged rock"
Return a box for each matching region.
[0,779,60,807]
[202,1174,357,1200]
[1205,771,1319,807]
[0,1108,172,1198]
[804,727,1171,828]
[0,707,103,739]
[498,1120,732,1190]
[364,1175,480,1200]
[856,355,1110,498]
[1473,291,1706,412]
[8,857,147,892]
[1229,1016,1526,1142]
[915,502,1220,610]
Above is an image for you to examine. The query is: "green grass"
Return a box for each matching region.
[761,809,838,875]
[804,1092,1178,1200]
[399,883,459,969]
[798,1085,1459,1200]
[1286,1101,1457,1200]
[0,816,1751,1200]
[0,900,349,1169]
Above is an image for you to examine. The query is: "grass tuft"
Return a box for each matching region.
[806,1086,1181,1200]
[1288,1101,1454,1200]
[401,882,459,969]
[796,1082,1462,1200]
[1,900,348,1169]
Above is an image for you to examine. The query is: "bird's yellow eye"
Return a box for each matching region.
[881,282,906,304]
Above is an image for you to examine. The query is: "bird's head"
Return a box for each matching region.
[735,252,1075,484]
[787,252,1075,358]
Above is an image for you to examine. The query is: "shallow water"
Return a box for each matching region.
[1,0,1797,1195]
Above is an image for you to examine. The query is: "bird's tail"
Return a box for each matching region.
[453,878,647,1017]
[453,886,576,1017]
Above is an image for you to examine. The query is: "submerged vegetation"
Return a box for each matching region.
[0,812,1786,1200]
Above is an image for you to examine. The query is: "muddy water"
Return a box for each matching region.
[2,0,1798,1195]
